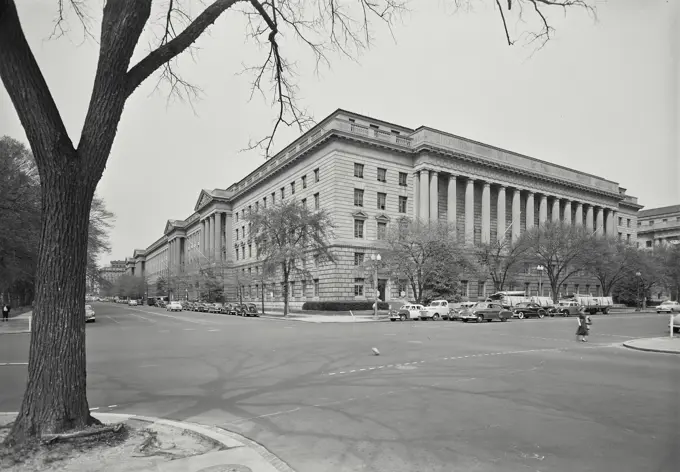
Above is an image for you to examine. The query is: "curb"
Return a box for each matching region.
[0,412,296,472]
[0,330,30,335]
[258,315,389,323]
[622,340,680,355]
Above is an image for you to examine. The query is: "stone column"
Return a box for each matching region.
[209,215,216,259]
[481,182,491,244]
[552,198,561,222]
[168,240,174,273]
[525,192,535,231]
[214,212,222,261]
[201,220,206,258]
[419,170,430,223]
[465,178,475,245]
[512,189,521,243]
[575,203,583,226]
[205,216,211,260]
[539,195,548,224]
[177,238,182,272]
[414,172,420,220]
[607,210,616,236]
[225,213,234,261]
[497,185,506,242]
[585,205,594,231]
[596,207,604,236]
[429,170,439,223]
[447,174,456,231]
[563,201,572,225]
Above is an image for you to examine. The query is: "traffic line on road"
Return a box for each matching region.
[0,362,28,366]
[325,344,618,377]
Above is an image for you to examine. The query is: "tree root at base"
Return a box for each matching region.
[41,423,125,444]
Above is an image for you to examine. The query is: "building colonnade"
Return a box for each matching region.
[412,168,618,244]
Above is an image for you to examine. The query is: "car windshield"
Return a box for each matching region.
[430,301,444,306]
[473,303,486,309]
[661,301,673,305]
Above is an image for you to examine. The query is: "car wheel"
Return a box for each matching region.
[562,311,569,317]
[603,308,610,315]
[391,319,396,322]
[501,316,507,322]
[476,315,484,323]
[400,314,406,321]
[433,313,440,321]
[538,311,545,319]
[517,312,525,320]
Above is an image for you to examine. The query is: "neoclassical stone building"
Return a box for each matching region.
[126,109,643,306]
[636,204,680,248]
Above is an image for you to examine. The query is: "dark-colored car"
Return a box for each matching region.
[244,304,259,317]
[513,302,547,319]
[458,302,512,323]
[234,304,248,316]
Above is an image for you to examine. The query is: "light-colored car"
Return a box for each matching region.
[85,304,95,323]
[389,304,425,321]
[448,302,476,320]
[166,301,183,312]
[128,300,138,306]
[656,301,680,314]
[672,314,680,333]
[419,300,450,320]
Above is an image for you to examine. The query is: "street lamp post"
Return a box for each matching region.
[635,271,641,311]
[370,254,381,320]
[536,265,545,297]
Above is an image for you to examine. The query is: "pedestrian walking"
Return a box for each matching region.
[2,304,10,322]
[575,311,591,342]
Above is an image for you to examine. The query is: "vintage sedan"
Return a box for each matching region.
[549,300,583,317]
[389,304,425,321]
[673,314,680,333]
[656,301,680,314]
[85,304,96,323]
[458,302,512,323]
[513,302,548,319]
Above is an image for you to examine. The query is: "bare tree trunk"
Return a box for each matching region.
[261,282,265,315]
[7,172,99,444]
[282,266,289,317]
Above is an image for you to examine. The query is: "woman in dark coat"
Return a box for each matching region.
[576,312,590,342]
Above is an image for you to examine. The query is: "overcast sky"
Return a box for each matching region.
[1,0,677,265]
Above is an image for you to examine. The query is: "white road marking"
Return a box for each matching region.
[129,308,217,326]
[108,405,117,408]
[106,315,121,324]
[90,407,99,411]
[184,328,196,331]
[126,312,157,323]
[208,329,220,332]
[0,362,28,366]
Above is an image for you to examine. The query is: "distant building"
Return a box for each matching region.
[126,109,644,306]
[99,260,127,287]
[636,204,680,248]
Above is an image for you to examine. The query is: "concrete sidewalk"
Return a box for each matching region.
[260,312,390,323]
[0,311,31,335]
[0,412,295,472]
[623,336,680,354]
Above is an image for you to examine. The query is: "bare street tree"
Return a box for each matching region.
[0,0,595,444]
[475,236,531,293]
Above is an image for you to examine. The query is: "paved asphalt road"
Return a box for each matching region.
[1,304,678,472]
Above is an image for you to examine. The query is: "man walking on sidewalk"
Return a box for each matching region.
[2,304,10,322]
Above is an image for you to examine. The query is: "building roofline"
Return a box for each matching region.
[638,204,680,218]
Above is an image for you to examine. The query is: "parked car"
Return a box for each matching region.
[657,301,680,314]
[234,304,248,316]
[166,301,183,312]
[193,302,207,312]
[208,303,223,313]
[419,300,450,320]
[549,300,583,317]
[243,304,259,317]
[672,313,680,333]
[389,304,425,321]
[157,300,167,308]
[220,303,234,314]
[513,302,547,319]
[448,302,476,321]
[128,299,138,306]
[458,302,512,323]
[85,304,96,323]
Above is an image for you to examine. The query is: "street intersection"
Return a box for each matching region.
[1,304,678,472]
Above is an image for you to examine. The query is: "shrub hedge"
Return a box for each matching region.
[301,301,390,311]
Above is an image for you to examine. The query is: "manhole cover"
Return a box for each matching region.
[197,466,253,472]
[395,364,417,370]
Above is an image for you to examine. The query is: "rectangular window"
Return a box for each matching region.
[242,225,245,238]
[236,229,239,241]
[314,193,320,210]
[574,284,579,294]
[302,280,307,298]
[398,196,407,213]
[354,252,364,266]
[354,189,364,207]
[627,218,631,228]
[302,175,307,189]
[314,254,320,266]
[585,284,591,295]
[248,205,251,214]
[618,232,622,240]
[377,222,387,240]
[255,202,259,211]
[618,217,623,226]
[377,168,386,182]
[477,281,486,298]
[263,196,267,208]
[290,182,295,195]
[314,279,319,296]
[301,198,307,208]
[354,219,364,238]
[314,168,320,182]
[236,212,239,223]
[354,278,364,296]
[646,240,652,248]
[461,280,469,297]
[271,192,275,204]
[377,192,386,210]
[354,163,364,178]
[242,209,245,219]
[399,172,407,186]
[280,187,285,199]
[627,234,631,243]
[248,244,252,257]
[235,248,239,261]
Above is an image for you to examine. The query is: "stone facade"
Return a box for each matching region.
[100,260,127,286]
[127,109,644,306]
[636,204,680,248]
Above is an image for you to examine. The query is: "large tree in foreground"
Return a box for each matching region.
[248,199,335,316]
[521,221,596,303]
[0,0,595,444]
